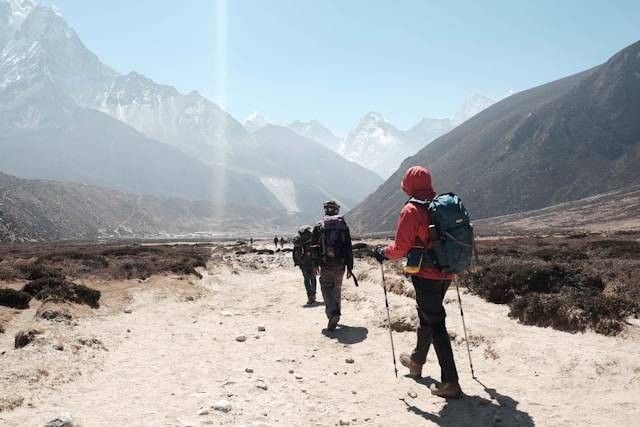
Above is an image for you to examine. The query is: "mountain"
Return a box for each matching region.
[0,3,280,209]
[242,111,270,133]
[452,94,495,127]
[348,41,640,233]
[338,112,410,178]
[339,95,494,178]
[252,125,383,212]
[288,120,342,151]
[98,73,253,165]
[0,1,382,218]
[0,172,315,242]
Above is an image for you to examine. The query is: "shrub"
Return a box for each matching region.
[461,260,603,304]
[101,246,163,257]
[509,291,636,336]
[0,288,32,309]
[588,240,640,259]
[16,263,65,281]
[22,278,101,308]
[531,247,588,262]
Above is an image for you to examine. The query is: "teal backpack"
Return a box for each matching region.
[407,193,475,274]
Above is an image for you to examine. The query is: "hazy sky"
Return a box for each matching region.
[40,0,640,134]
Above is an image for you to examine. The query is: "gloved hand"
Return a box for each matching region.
[373,246,387,263]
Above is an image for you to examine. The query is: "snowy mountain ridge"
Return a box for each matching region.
[339,95,495,177]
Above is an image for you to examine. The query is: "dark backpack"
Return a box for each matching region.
[292,229,313,266]
[408,193,475,274]
[320,215,349,263]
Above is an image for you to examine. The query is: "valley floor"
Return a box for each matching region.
[1,246,639,426]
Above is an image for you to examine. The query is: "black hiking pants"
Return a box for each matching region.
[411,277,459,384]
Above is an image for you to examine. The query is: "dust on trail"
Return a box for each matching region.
[1,248,639,426]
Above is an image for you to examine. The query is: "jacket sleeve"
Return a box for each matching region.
[344,226,354,271]
[384,204,420,260]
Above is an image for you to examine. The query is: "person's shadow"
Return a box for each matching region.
[322,324,368,344]
[401,378,535,426]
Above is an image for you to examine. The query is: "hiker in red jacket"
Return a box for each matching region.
[374,165,462,398]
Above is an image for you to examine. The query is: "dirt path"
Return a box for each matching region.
[1,250,639,426]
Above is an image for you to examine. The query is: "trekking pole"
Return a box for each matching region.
[380,263,398,378]
[455,281,476,379]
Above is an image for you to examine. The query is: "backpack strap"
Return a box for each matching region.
[404,197,442,270]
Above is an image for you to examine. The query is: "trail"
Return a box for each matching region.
[1,249,639,426]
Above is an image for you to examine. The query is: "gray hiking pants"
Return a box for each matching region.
[319,265,345,319]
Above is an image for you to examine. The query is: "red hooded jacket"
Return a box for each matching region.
[383,166,454,281]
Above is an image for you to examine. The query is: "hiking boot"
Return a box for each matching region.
[431,382,463,399]
[399,353,423,378]
[307,294,316,305]
[327,314,340,331]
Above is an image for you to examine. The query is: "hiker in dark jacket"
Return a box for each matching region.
[374,166,462,398]
[273,236,279,249]
[312,200,354,331]
[293,225,317,305]
[280,237,285,249]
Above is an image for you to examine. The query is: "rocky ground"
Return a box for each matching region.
[1,242,639,426]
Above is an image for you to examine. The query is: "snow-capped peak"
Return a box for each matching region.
[243,111,270,132]
[452,93,494,127]
[287,119,342,151]
[360,111,385,124]
[7,0,36,17]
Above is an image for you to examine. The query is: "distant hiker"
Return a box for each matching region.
[374,166,462,398]
[250,238,254,246]
[312,200,354,331]
[293,225,317,305]
[274,236,279,249]
[280,237,285,249]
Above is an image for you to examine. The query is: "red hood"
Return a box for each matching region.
[401,166,436,200]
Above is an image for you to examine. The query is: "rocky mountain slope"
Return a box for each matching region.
[0,172,310,242]
[339,95,494,177]
[348,41,640,232]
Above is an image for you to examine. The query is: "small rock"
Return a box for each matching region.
[245,368,254,373]
[212,399,232,412]
[14,329,41,349]
[339,420,351,426]
[254,334,260,339]
[126,329,131,333]
[258,325,266,332]
[44,413,76,427]
[289,369,294,374]
[198,408,209,416]
[345,358,354,364]
[124,309,132,314]
[235,335,247,342]
[54,344,64,351]
[295,375,303,380]
[257,383,268,390]
[407,391,418,398]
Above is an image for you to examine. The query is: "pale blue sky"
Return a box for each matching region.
[41,0,639,134]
